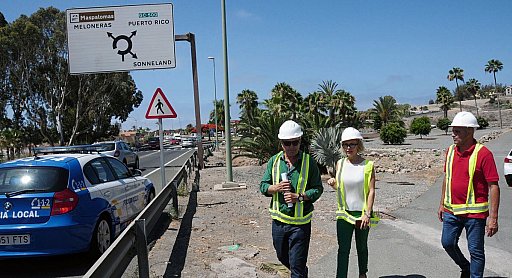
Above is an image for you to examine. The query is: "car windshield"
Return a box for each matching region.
[0,167,69,194]
[93,143,115,151]
[148,138,159,143]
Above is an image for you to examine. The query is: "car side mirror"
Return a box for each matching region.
[132,169,143,177]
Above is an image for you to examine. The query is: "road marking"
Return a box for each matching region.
[382,219,512,277]
[143,150,193,178]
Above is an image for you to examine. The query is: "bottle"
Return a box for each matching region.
[281,173,293,208]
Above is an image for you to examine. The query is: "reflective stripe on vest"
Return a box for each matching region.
[335,158,379,226]
[270,151,312,225]
[444,143,489,215]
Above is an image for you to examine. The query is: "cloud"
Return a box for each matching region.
[235,9,259,20]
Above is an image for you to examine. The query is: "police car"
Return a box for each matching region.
[0,145,155,258]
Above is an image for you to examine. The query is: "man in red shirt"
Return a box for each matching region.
[438,111,500,278]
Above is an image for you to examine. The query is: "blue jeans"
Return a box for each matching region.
[272,220,311,277]
[441,212,486,278]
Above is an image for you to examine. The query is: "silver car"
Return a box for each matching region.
[93,141,139,170]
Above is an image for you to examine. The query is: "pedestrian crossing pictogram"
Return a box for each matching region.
[145,88,177,119]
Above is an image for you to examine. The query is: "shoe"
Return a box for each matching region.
[460,269,470,278]
[359,274,367,278]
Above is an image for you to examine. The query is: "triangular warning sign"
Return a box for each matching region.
[145,88,178,119]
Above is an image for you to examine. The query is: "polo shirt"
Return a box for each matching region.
[443,141,499,219]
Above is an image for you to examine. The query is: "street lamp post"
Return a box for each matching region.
[208,56,219,151]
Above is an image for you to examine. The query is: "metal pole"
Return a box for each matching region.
[221,0,233,182]
[135,219,149,278]
[175,33,204,169]
[158,118,166,191]
[208,57,219,151]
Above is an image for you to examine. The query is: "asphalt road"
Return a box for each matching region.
[0,146,193,278]
[310,129,512,277]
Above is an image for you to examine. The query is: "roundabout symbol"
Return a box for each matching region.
[107,31,138,62]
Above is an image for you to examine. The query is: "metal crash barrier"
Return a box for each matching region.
[84,144,212,278]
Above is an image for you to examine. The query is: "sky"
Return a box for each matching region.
[2,0,511,131]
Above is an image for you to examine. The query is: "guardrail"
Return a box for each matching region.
[84,152,197,277]
[84,144,214,277]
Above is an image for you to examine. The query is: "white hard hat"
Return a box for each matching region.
[341,127,363,142]
[278,120,303,140]
[449,111,479,128]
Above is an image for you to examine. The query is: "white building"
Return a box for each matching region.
[505,85,512,96]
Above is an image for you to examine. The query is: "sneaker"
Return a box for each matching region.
[460,269,470,278]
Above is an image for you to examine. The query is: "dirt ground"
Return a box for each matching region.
[169,145,445,277]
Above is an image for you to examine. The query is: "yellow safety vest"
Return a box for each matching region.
[444,143,489,215]
[335,158,379,226]
[269,151,312,225]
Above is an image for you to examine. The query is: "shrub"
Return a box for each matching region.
[476,117,489,129]
[437,118,451,134]
[380,122,407,144]
[410,116,431,138]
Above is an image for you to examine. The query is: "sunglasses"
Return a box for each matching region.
[282,140,300,146]
[342,143,358,148]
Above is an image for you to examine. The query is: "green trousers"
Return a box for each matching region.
[336,211,369,278]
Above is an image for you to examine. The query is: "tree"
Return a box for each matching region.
[380,123,407,144]
[236,89,259,123]
[436,118,451,135]
[409,117,431,138]
[210,99,225,130]
[267,82,303,120]
[485,59,504,128]
[372,95,399,125]
[233,112,288,164]
[465,78,481,117]
[310,126,343,176]
[435,86,454,118]
[447,67,464,111]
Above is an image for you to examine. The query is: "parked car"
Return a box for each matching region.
[92,141,139,170]
[504,148,512,186]
[0,145,155,258]
[147,137,160,150]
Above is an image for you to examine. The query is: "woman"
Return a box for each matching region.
[327,127,378,278]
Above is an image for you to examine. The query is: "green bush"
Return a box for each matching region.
[437,118,451,134]
[380,122,407,144]
[410,116,431,138]
[477,117,489,129]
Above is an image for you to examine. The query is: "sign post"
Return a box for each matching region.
[145,88,177,190]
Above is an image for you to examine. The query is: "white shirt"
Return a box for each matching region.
[342,159,366,211]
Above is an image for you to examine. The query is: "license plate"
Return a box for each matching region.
[0,235,30,245]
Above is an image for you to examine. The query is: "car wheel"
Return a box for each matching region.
[89,217,112,258]
[133,158,139,170]
[506,174,512,187]
[146,190,155,206]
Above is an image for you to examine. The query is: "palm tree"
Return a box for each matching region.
[447,67,464,111]
[372,95,399,125]
[465,79,481,117]
[331,90,357,127]
[436,86,454,118]
[269,82,303,120]
[317,80,339,123]
[210,99,225,131]
[236,89,259,123]
[310,126,344,177]
[484,59,504,128]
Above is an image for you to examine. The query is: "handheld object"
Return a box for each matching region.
[281,173,293,208]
